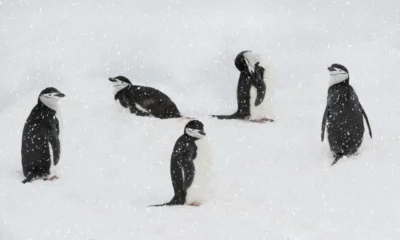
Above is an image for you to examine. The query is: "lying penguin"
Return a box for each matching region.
[211,50,274,123]
[109,76,184,119]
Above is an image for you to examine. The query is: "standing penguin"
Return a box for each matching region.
[211,50,274,123]
[109,76,183,119]
[21,87,65,183]
[321,63,372,166]
[149,120,212,207]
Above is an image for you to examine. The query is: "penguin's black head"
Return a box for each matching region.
[108,76,132,85]
[327,63,350,86]
[235,50,260,74]
[108,76,132,93]
[39,87,65,99]
[38,87,65,110]
[184,120,206,139]
[327,63,349,74]
[235,50,251,72]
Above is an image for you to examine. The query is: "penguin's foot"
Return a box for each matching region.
[250,119,265,124]
[48,175,59,181]
[21,178,30,184]
[180,116,194,120]
[187,202,201,207]
[262,117,275,122]
[250,118,275,123]
[44,175,59,181]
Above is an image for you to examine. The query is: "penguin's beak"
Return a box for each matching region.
[199,130,206,136]
[327,66,335,71]
[109,77,116,82]
[55,92,66,98]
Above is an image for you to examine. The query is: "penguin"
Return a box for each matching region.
[321,63,372,166]
[149,120,212,207]
[108,76,183,119]
[211,50,274,123]
[21,87,65,183]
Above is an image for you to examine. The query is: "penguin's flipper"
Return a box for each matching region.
[49,137,61,166]
[253,63,266,106]
[321,106,329,142]
[129,104,151,117]
[360,104,372,138]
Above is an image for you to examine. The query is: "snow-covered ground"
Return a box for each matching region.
[1,0,400,239]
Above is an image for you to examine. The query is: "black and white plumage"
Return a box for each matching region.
[109,76,182,119]
[321,63,372,166]
[21,87,65,183]
[150,120,212,207]
[212,50,274,123]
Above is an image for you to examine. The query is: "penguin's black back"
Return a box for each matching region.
[21,102,59,178]
[326,82,364,155]
[166,134,198,205]
[171,135,197,166]
[115,85,181,119]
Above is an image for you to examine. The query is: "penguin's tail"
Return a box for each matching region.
[210,114,234,120]
[147,203,168,207]
[148,197,184,207]
[331,153,344,166]
[21,172,36,184]
[22,177,33,184]
[22,172,50,184]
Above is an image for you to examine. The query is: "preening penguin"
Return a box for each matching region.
[211,50,274,123]
[109,76,182,119]
[149,120,212,207]
[21,87,65,183]
[321,63,372,166]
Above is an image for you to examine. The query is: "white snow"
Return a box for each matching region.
[1,0,400,239]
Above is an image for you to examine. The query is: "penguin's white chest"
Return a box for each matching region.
[186,138,212,204]
[249,86,267,120]
[248,68,274,121]
[48,141,58,174]
[49,115,61,175]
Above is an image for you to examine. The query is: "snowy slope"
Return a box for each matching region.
[1,0,400,239]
